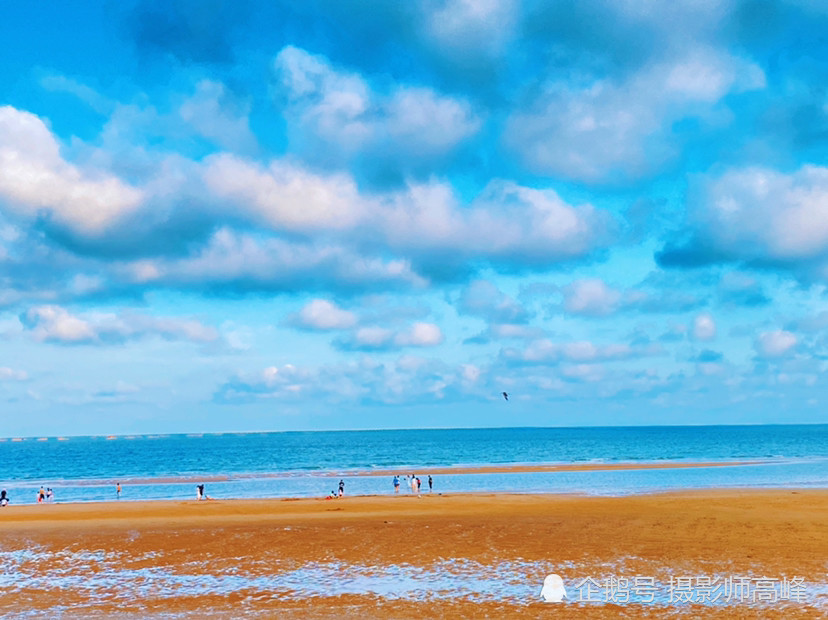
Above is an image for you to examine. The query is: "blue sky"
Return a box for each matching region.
[1,1,827,436]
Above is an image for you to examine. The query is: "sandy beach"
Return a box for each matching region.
[1,490,826,618]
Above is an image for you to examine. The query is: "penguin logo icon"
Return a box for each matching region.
[540,574,567,602]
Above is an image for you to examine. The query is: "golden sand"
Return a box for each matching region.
[0,490,826,618]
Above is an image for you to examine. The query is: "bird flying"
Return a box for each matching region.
[502,392,509,401]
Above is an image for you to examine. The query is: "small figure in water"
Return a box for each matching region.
[37,487,45,503]
[428,475,433,492]
[393,475,400,493]
[338,479,345,497]
[197,484,205,501]
[116,483,121,499]
[0,489,9,506]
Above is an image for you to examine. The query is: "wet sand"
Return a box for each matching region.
[1,490,826,618]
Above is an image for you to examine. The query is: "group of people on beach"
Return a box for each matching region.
[37,486,54,503]
[393,474,433,495]
[327,479,346,499]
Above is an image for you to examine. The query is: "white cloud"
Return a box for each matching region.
[424,0,518,59]
[203,157,611,270]
[218,354,480,405]
[203,154,364,232]
[562,279,621,316]
[294,299,357,330]
[394,322,444,347]
[179,80,257,152]
[693,313,717,341]
[39,75,113,114]
[691,165,828,264]
[22,305,219,345]
[380,180,611,264]
[152,228,426,292]
[511,338,657,364]
[0,106,144,233]
[756,330,797,358]
[0,366,28,381]
[24,306,96,343]
[273,46,480,160]
[352,326,394,348]
[506,49,764,182]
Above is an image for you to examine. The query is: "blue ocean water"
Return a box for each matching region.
[0,425,826,504]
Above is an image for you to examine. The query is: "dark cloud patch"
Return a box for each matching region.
[35,203,220,260]
[695,349,723,363]
[124,0,258,65]
[520,0,659,79]
[655,239,724,269]
[718,273,770,307]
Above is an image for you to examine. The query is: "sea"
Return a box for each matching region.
[1,424,827,505]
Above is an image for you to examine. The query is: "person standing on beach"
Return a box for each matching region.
[116,483,121,499]
[410,475,417,494]
[197,484,205,501]
[428,475,433,492]
[338,479,344,497]
[37,487,45,503]
[0,489,8,506]
[393,475,400,493]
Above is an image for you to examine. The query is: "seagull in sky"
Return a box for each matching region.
[502,392,509,401]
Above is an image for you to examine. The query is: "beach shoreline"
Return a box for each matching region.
[11,457,771,487]
[1,489,826,618]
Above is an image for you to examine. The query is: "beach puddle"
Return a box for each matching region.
[1,547,825,613]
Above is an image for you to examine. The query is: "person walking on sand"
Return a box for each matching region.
[393,475,400,493]
[428,475,433,492]
[116,483,121,499]
[338,479,344,497]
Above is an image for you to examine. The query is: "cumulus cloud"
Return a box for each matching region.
[756,330,797,358]
[502,338,662,365]
[659,165,828,275]
[548,276,704,317]
[394,322,444,347]
[0,106,144,234]
[216,354,482,406]
[203,159,613,272]
[291,299,357,330]
[21,305,219,345]
[273,45,481,165]
[0,366,28,381]
[693,313,717,341]
[562,279,621,316]
[506,48,764,182]
[179,80,257,152]
[0,103,614,301]
[203,154,365,233]
[134,228,426,294]
[335,321,444,351]
[424,0,519,61]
